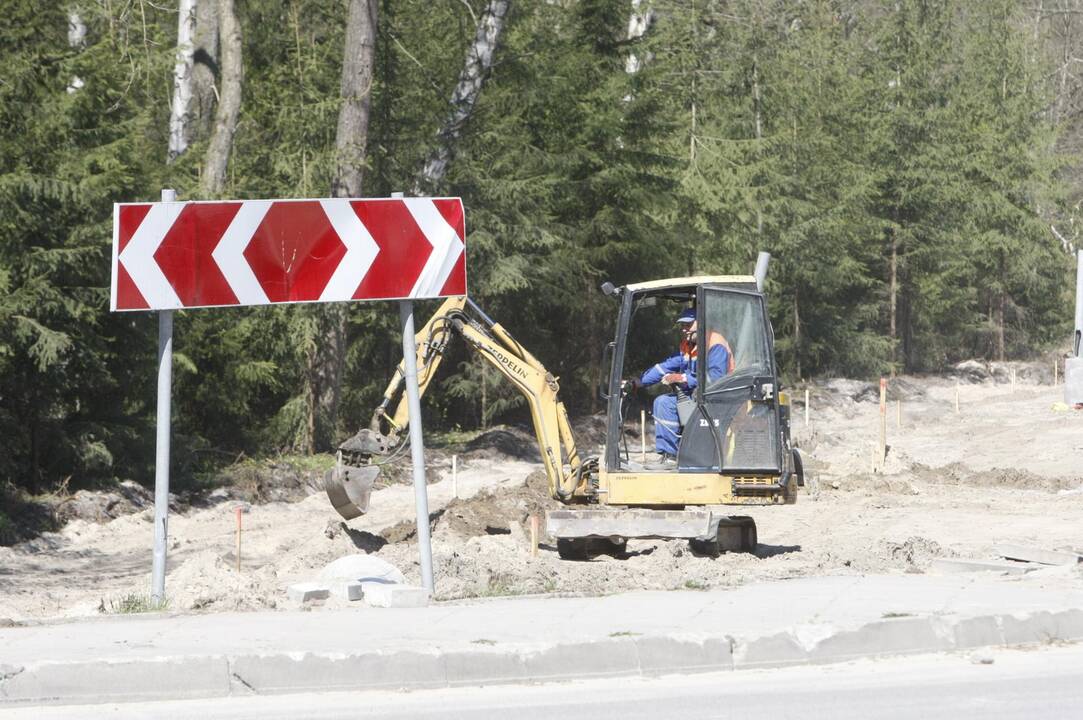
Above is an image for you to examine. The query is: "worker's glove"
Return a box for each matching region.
[661,373,686,386]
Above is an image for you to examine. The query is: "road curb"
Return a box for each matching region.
[2,608,1081,706]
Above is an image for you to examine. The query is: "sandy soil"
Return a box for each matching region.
[1,365,1081,621]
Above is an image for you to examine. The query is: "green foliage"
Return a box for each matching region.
[105,593,167,614]
[0,0,1074,503]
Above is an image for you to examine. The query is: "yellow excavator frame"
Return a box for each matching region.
[348,295,796,509]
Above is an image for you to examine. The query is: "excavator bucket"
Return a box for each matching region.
[324,461,379,520]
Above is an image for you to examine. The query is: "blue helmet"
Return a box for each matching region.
[675,308,696,324]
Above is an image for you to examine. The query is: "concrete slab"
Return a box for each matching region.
[286,582,329,603]
[807,617,950,663]
[522,638,640,681]
[633,636,733,676]
[0,657,230,705]
[930,558,1042,575]
[362,583,429,608]
[994,544,1082,567]
[330,581,364,602]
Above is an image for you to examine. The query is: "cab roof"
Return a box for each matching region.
[623,275,758,293]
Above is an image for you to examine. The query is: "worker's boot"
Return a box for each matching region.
[644,452,677,471]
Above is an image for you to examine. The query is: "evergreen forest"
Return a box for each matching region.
[2,0,1081,533]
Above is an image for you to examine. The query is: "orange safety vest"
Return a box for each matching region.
[681,332,735,375]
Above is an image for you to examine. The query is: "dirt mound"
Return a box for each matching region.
[461,426,541,462]
[53,481,155,525]
[437,470,553,538]
[218,460,329,503]
[376,470,554,545]
[910,462,1080,493]
[880,536,951,571]
[571,414,610,450]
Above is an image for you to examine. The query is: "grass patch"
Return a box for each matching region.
[683,579,709,591]
[471,638,497,645]
[428,427,486,449]
[608,630,641,638]
[881,611,914,619]
[103,593,168,614]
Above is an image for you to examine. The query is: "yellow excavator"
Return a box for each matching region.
[326,266,804,559]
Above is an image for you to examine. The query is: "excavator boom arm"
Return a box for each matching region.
[333,296,586,516]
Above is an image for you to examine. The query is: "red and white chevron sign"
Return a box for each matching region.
[110,197,467,311]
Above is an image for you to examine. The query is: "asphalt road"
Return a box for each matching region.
[9,644,1083,720]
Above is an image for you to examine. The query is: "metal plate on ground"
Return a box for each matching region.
[1066,357,1083,405]
[546,508,714,540]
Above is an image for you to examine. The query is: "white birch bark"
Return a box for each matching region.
[67,11,86,94]
[168,0,197,162]
[414,0,510,194]
[67,10,86,47]
[625,0,653,74]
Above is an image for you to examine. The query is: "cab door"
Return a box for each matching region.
[675,285,783,474]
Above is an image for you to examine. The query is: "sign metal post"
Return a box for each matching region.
[151,188,175,606]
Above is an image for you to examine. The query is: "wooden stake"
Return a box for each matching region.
[1010,367,1016,393]
[640,409,646,462]
[1054,358,1059,385]
[234,506,242,572]
[878,378,887,468]
[804,388,810,427]
[452,454,458,499]
[529,515,539,557]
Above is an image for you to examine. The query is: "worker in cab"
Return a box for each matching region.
[639,308,733,465]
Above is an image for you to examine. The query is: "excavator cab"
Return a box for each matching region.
[548,274,801,558]
[606,279,786,477]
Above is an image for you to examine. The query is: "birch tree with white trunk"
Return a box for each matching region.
[414,0,510,194]
[168,0,197,163]
[67,10,86,94]
[625,0,653,74]
[200,0,241,195]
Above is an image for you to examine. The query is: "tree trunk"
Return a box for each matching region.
[752,56,764,238]
[200,0,241,196]
[624,0,652,74]
[413,0,510,194]
[308,0,378,452]
[996,293,1006,362]
[67,11,86,93]
[793,290,801,380]
[889,228,897,376]
[190,0,220,143]
[168,0,197,163]
[481,366,488,430]
[332,0,378,198]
